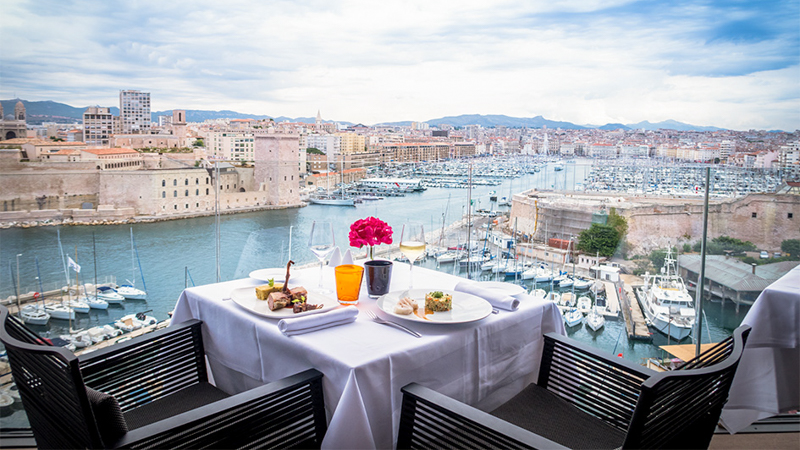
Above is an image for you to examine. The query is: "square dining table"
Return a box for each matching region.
[171,261,565,449]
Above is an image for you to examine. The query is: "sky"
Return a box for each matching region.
[1,0,799,130]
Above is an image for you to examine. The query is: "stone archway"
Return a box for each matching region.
[5,131,17,140]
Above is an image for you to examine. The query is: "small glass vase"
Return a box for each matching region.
[364,260,393,298]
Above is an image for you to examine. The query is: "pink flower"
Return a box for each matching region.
[349,217,393,252]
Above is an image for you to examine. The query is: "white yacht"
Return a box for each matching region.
[64,299,90,314]
[44,303,76,321]
[585,306,606,332]
[81,296,108,310]
[20,304,50,326]
[96,286,125,304]
[117,284,147,300]
[563,308,583,327]
[639,248,695,341]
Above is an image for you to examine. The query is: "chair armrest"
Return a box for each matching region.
[79,320,208,411]
[398,383,568,450]
[538,332,656,431]
[110,369,327,450]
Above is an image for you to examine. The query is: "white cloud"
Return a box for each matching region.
[1,0,798,130]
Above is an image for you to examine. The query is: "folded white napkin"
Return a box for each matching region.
[341,249,354,265]
[278,306,359,336]
[454,281,520,311]
[329,247,343,267]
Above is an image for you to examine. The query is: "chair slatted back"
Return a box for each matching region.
[80,320,207,412]
[624,326,751,449]
[126,370,328,449]
[398,383,545,450]
[538,333,652,431]
[0,306,103,449]
[676,334,735,370]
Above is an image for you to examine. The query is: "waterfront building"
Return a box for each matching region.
[559,142,575,156]
[0,101,28,140]
[379,142,450,162]
[119,90,151,134]
[335,132,367,155]
[0,138,88,161]
[80,148,143,170]
[589,143,617,158]
[302,133,341,163]
[206,131,256,161]
[509,189,800,256]
[82,106,113,146]
[778,142,799,180]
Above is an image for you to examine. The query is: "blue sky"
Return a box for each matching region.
[1,0,798,130]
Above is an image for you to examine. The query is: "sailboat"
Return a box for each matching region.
[22,257,51,325]
[118,228,147,300]
[308,165,356,206]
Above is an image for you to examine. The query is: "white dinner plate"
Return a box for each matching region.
[230,286,340,319]
[476,281,526,297]
[376,289,492,324]
[248,268,286,282]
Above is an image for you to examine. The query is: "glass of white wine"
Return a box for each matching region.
[399,222,426,289]
[308,221,335,293]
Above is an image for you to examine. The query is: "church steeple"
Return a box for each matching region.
[14,101,25,122]
[315,110,322,126]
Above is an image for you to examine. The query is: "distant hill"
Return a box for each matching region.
[3,99,739,131]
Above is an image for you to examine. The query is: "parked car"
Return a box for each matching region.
[774,252,782,258]
[760,251,769,259]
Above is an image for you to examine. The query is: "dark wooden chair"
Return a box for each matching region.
[398,325,751,450]
[0,305,327,449]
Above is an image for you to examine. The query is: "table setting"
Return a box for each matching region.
[170,217,566,449]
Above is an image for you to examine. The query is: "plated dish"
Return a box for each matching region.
[376,289,492,324]
[477,281,526,297]
[230,286,339,319]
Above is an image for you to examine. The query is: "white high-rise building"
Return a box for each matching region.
[119,90,151,134]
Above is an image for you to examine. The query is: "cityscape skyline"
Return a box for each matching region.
[2,1,799,131]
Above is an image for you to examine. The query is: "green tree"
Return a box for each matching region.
[648,247,677,271]
[607,208,628,237]
[682,243,692,253]
[576,224,620,257]
[306,147,324,155]
[781,239,800,259]
[193,139,204,147]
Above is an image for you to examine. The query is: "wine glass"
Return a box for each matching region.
[308,221,335,292]
[399,222,426,289]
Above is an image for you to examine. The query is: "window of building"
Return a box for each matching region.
[789,213,794,219]
[162,180,165,187]
[185,179,189,185]
[752,212,757,218]
[162,191,165,198]
[185,190,189,197]
[206,178,209,184]
[174,190,177,197]
[174,205,178,209]
[173,179,177,186]
[196,189,199,195]
[185,204,189,209]
[196,178,199,185]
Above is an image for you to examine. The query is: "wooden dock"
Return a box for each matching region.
[620,282,652,341]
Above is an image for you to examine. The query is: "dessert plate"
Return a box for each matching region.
[230,286,339,319]
[248,268,287,282]
[376,289,491,324]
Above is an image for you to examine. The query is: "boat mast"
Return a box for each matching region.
[93,233,98,301]
[130,227,136,287]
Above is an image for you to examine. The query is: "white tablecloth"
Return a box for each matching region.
[171,262,565,449]
[719,264,800,433]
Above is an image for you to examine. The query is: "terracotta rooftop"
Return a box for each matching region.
[0,138,86,146]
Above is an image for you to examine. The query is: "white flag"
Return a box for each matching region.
[67,256,81,273]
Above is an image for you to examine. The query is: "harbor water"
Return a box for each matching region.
[0,161,749,366]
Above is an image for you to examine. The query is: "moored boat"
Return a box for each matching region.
[639,248,695,341]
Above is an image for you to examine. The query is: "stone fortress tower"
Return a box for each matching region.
[254,133,300,206]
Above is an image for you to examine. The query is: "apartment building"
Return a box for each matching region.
[119,90,151,134]
[83,107,114,146]
[207,131,255,162]
[336,132,367,154]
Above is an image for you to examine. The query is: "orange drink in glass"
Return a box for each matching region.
[334,264,364,305]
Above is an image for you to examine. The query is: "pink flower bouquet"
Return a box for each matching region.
[349,217,393,259]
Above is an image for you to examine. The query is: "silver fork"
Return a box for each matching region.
[364,310,422,338]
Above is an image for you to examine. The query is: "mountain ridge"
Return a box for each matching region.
[2,98,737,132]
